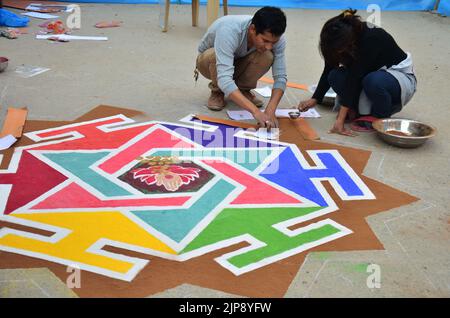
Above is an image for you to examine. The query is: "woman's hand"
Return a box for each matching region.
[328,120,357,137]
[298,98,317,112]
[328,105,357,137]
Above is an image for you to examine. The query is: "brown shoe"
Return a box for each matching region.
[241,90,264,108]
[207,91,226,111]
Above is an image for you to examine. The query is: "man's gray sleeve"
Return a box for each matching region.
[272,37,287,92]
[214,27,240,97]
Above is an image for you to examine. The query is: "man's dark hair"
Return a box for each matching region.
[252,6,287,36]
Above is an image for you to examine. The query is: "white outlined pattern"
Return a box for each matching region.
[0,114,376,281]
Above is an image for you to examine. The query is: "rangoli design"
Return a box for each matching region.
[0,106,417,297]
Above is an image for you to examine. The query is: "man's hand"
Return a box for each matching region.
[228,88,282,131]
[298,98,317,112]
[328,120,357,137]
[264,109,279,129]
[253,110,277,130]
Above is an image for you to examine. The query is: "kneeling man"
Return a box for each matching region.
[195,6,287,129]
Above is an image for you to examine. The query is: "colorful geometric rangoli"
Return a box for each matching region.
[0,106,417,297]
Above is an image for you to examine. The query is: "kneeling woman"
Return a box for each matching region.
[299,9,417,136]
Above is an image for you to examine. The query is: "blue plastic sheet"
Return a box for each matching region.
[55,0,164,3]
[182,0,436,11]
[54,0,436,11]
[0,8,29,27]
[438,0,450,15]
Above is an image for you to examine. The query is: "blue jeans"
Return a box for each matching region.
[328,68,402,118]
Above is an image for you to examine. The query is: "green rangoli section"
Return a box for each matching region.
[182,206,342,268]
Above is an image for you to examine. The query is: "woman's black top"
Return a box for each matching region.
[312,22,407,110]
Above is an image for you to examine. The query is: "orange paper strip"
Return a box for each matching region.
[293,118,320,140]
[0,107,28,138]
[193,114,258,129]
[95,21,122,28]
[259,76,309,91]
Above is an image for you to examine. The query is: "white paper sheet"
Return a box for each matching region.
[275,108,321,118]
[27,3,75,12]
[242,128,280,140]
[21,12,59,19]
[254,86,272,98]
[308,84,337,98]
[0,135,17,150]
[15,65,50,78]
[226,110,254,120]
[227,108,320,121]
[36,34,108,41]
[302,108,321,117]
[256,128,279,140]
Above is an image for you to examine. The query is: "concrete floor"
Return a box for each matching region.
[0,4,449,298]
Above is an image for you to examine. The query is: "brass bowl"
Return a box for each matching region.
[372,118,436,148]
[0,57,8,73]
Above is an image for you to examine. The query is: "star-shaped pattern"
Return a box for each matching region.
[0,106,418,297]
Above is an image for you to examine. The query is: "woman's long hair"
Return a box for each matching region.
[319,9,364,67]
